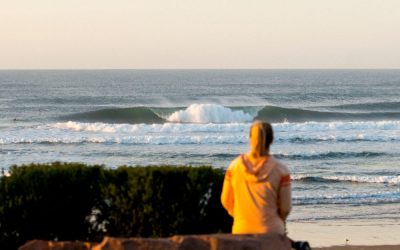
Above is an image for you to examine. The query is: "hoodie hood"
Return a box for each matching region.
[239,155,277,182]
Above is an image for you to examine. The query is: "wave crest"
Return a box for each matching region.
[166,104,253,123]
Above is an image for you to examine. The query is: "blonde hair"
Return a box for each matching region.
[249,120,274,156]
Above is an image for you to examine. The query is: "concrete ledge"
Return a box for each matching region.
[19,240,92,250]
[19,234,292,250]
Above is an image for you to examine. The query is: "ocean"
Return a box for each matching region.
[0,69,399,224]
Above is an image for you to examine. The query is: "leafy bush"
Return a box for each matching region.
[0,163,231,249]
[0,162,106,249]
[102,166,231,237]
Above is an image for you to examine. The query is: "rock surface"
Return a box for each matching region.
[19,234,292,250]
[19,240,92,250]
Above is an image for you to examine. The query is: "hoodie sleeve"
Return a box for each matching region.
[221,166,234,217]
[278,167,292,221]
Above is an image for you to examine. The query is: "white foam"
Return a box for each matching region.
[0,122,249,145]
[274,120,400,132]
[48,121,250,133]
[0,134,249,145]
[52,121,119,133]
[1,120,400,145]
[167,104,253,123]
[273,121,400,142]
[46,120,400,136]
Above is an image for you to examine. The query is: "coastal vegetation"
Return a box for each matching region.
[0,163,231,249]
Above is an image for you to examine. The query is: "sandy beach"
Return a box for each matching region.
[287,218,400,249]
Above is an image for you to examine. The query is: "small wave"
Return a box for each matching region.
[275,151,387,160]
[285,137,376,143]
[324,175,400,185]
[167,104,253,123]
[256,105,400,123]
[0,134,248,145]
[292,176,340,184]
[164,152,238,159]
[284,136,397,143]
[325,101,400,112]
[293,191,400,205]
[292,174,400,185]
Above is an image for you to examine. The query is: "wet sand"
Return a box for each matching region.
[287,218,400,248]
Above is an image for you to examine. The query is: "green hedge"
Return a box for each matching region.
[0,163,232,249]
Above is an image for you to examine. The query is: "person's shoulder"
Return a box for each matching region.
[227,155,243,170]
[270,155,290,174]
[269,156,291,186]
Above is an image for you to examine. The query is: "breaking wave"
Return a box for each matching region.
[58,103,400,124]
[167,104,253,123]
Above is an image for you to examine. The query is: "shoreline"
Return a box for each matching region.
[287,218,400,248]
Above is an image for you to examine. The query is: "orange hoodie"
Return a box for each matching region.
[221,155,292,234]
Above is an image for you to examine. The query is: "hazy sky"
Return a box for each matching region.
[1,0,400,69]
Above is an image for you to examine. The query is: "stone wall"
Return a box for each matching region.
[19,234,293,250]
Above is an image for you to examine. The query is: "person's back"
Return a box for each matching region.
[221,121,292,235]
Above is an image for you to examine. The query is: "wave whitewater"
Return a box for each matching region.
[293,190,400,205]
[167,104,253,123]
[1,120,399,145]
[59,103,400,124]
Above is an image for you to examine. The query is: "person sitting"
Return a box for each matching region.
[221,120,292,235]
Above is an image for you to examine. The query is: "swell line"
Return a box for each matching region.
[59,104,400,124]
[256,106,400,123]
[60,107,166,124]
[275,151,390,160]
[292,174,400,185]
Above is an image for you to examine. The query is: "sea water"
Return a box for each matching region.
[0,69,399,223]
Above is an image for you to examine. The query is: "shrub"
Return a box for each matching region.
[0,162,106,249]
[102,166,231,237]
[0,163,231,250]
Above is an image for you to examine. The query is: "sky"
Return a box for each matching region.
[1,0,400,69]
